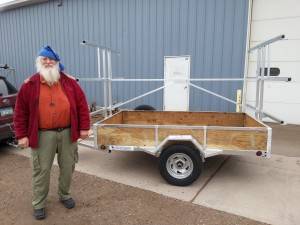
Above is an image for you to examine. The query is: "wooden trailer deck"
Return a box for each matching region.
[95,111,271,156]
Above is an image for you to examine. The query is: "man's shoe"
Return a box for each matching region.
[60,198,75,209]
[33,208,46,220]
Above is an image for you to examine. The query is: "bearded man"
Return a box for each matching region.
[13,46,90,220]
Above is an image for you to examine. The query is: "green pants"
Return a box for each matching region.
[31,128,78,209]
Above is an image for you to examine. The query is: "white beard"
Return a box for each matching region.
[36,56,60,85]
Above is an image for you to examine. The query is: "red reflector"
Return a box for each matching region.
[256,151,262,156]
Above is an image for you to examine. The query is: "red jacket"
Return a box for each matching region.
[13,73,90,148]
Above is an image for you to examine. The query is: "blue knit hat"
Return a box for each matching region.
[38,45,64,71]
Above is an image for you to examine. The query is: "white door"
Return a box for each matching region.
[164,56,190,111]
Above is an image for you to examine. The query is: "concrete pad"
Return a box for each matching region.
[269,123,300,157]
[193,154,300,225]
[12,146,226,202]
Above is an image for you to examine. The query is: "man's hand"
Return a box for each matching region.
[80,130,90,140]
[18,137,29,148]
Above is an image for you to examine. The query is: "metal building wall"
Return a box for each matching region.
[0,0,249,111]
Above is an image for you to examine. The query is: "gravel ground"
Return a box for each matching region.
[0,150,268,225]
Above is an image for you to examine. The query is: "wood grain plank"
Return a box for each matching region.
[98,126,155,146]
[122,111,245,127]
[158,128,204,145]
[244,115,265,127]
[207,130,267,150]
[101,112,123,124]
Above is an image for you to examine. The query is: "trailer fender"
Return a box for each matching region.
[156,135,205,161]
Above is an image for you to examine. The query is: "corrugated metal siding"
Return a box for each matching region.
[0,0,249,111]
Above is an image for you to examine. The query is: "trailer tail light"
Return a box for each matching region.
[256,151,262,157]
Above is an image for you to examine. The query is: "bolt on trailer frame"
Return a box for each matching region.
[78,35,291,150]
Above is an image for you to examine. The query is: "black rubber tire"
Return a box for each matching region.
[134,104,156,111]
[159,145,202,186]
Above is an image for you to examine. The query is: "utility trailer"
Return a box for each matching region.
[92,110,271,186]
[78,35,289,186]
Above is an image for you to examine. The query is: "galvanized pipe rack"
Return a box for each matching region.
[79,35,291,124]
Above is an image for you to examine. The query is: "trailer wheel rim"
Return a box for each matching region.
[166,153,193,179]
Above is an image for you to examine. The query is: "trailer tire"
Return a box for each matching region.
[159,145,202,186]
[134,104,156,111]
